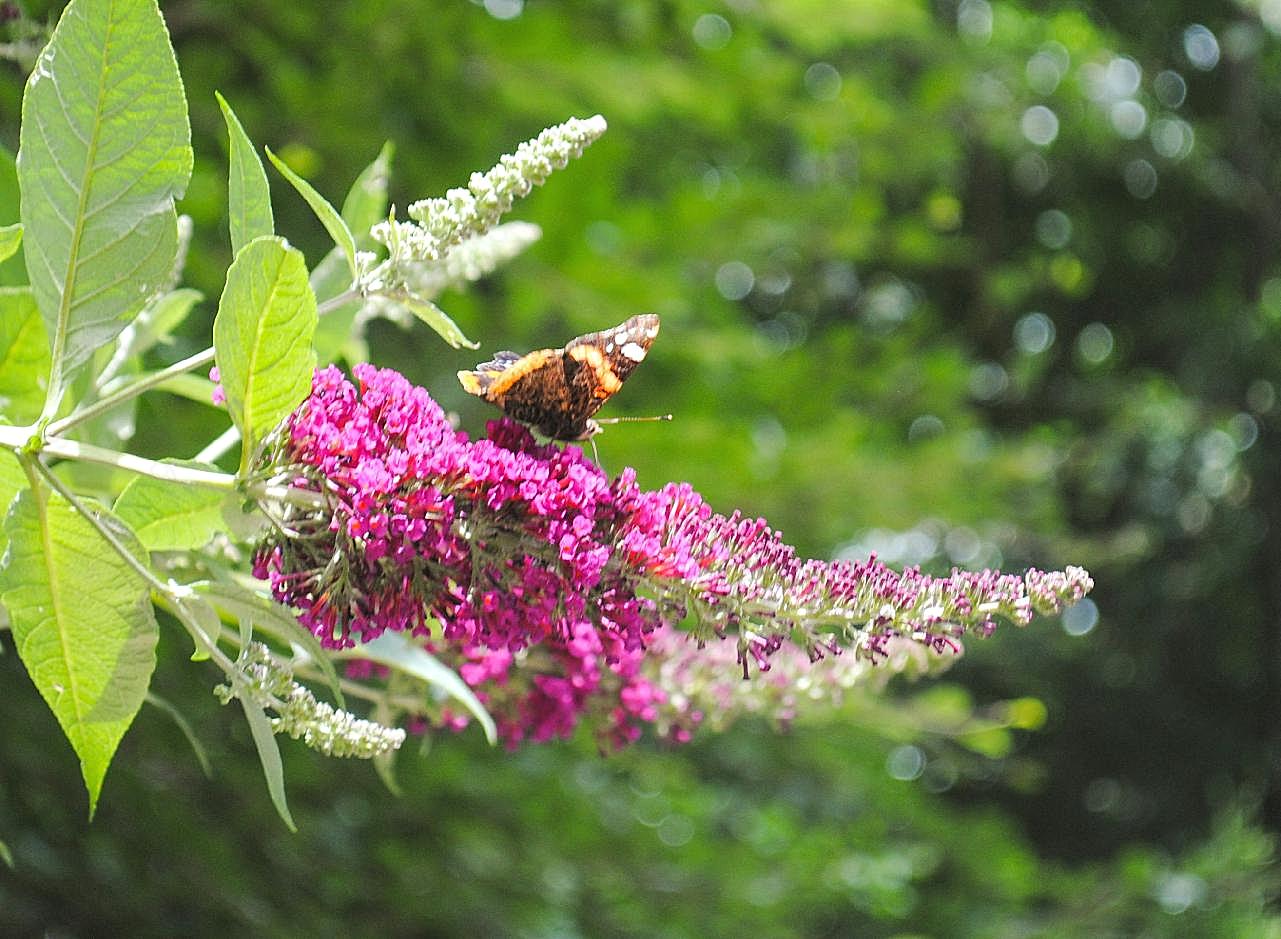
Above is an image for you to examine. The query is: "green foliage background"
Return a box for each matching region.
[3,0,1281,934]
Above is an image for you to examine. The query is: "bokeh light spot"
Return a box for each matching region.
[1151,118,1194,160]
[1014,312,1056,354]
[1110,99,1147,139]
[1183,24,1220,70]
[1154,69,1188,108]
[957,0,993,43]
[1062,598,1098,636]
[693,13,732,50]
[1021,105,1059,146]
[1077,322,1115,364]
[483,0,523,20]
[887,745,926,781]
[1123,159,1158,199]
[804,62,842,101]
[715,260,755,300]
[1035,209,1072,249]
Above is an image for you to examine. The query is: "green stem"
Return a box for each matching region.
[0,427,237,490]
[317,288,360,317]
[194,425,242,464]
[0,426,323,508]
[48,347,217,437]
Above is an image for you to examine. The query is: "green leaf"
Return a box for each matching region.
[0,223,20,264]
[121,288,204,361]
[238,694,297,832]
[113,460,226,551]
[179,594,221,663]
[17,0,193,408]
[311,145,394,363]
[145,691,212,777]
[213,236,317,471]
[341,142,394,244]
[0,487,159,817]
[310,247,361,364]
[266,147,358,279]
[0,144,24,287]
[400,294,479,350]
[153,373,219,407]
[0,287,51,424]
[216,92,274,256]
[357,631,496,745]
[197,581,344,707]
[0,451,27,562]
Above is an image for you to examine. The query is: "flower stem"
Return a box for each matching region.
[317,288,360,317]
[47,347,217,437]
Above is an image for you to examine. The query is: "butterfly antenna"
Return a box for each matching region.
[590,436,602,468]
[594,414,674,426]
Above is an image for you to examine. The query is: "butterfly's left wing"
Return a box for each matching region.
[458,346,574,433]
[560,314,661,422]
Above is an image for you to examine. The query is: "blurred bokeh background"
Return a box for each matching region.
[4,0,1281,935]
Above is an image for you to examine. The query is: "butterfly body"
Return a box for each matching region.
[458,314,661,440]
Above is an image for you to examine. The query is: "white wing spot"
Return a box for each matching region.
[621,341,646,361]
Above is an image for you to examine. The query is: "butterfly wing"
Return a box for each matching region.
[458,347,573,433]
[458,314,661,440]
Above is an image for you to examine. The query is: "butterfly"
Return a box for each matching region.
[457,314,661,440]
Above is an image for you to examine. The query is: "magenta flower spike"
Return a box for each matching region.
[253,366,1094,748]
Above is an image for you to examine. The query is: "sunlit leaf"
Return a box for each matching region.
[212,236,317,472]
[113,460,226,551]
[17,0,192,406]
[358,630,496,745]
[0,223,20,264]
[312,144,394,363]
[341,142,394,244]
[0,487,158,817]
[216,92,274,256]
[0,287,50,423]
[266,147,358,279]
[400,294,478,350]
[0,144,24,287]
[0,451,27,562]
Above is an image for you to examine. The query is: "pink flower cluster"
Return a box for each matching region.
[254,365,1094,748]
[254,364,672,747]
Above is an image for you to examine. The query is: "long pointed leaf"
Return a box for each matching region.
[401,294,478,350]
[17,0,192,410]
[0,487,159,817]
[341,142,393,242]
[238,695,297,832]
[113,460,225,551]
[358,631,496,745]
[145,691,212,777]
[212,236,317,471]
[216,93,274,255]
[266,148,358,279]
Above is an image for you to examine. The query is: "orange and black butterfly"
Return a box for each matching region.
[457,314,661,440]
